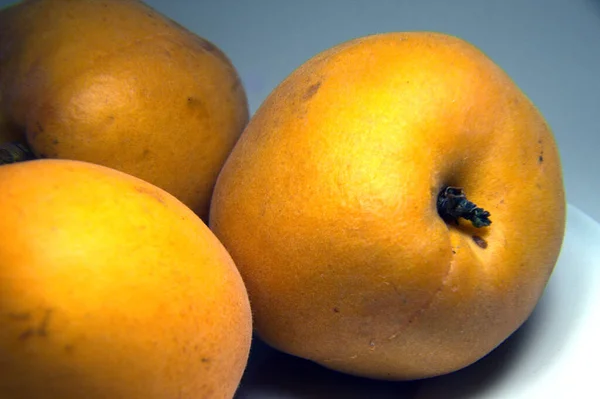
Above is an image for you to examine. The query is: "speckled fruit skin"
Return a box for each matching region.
[0,159,252,398]
[0,0,249,221]
[209,32,566,380]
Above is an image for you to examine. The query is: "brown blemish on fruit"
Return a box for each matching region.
[186,97,210,121]
[37,309,52,337]
[18,309,53,341]
[333,307,340,313]
[472,235,488,249]
[8,312,32,321]
[18,329,35,341]
[135,185,166,205]
[231,76,243,92]
[196,38,229,63]
[198,38,219,53]
[303,81,322,101]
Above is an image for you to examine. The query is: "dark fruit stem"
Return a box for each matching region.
[0,141,36,165]
[437,186,491,228]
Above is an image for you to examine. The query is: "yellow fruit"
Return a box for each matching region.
[0,159,252,398]
[0,0,249,221]
[209,32,566,380]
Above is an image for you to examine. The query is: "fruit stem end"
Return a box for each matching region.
[437,186,491,228]
[0,141,36,165]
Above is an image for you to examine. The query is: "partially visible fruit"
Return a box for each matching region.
[0,158,252,399]
[0,0,249,220]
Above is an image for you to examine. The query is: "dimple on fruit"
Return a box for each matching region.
[209,32,566,380]
[0,159,252,398]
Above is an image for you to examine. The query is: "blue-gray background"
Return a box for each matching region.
[1,0,598,222]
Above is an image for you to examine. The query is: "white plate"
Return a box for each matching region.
[235,203,600,398]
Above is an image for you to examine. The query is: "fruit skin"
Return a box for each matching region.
[209,32,566,380]
[0,0,249,221]
[0,159,252,398]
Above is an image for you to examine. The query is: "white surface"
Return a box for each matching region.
[234,203,600,398]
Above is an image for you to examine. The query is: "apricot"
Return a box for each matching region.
[0,0,249,220]
[209,32,566,380]
[0,159,252,398]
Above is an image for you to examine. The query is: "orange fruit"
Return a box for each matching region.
[0,0,249,221]
[0,159,252,398]
[209,32,566,380]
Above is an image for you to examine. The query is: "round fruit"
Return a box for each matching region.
[209,32,566,380]
[0,159,252,398]
[0,0,249,221]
